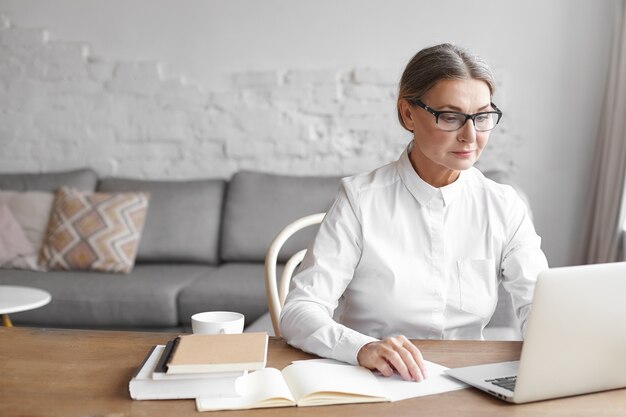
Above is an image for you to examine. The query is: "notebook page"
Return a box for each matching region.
[282,361,389,404]
[292,358,467,401]
[374,360,468,401]
[196,368,294,411]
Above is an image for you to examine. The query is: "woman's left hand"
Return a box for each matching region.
[356,335,428,382]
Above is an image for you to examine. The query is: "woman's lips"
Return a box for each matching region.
[452,150,475,158]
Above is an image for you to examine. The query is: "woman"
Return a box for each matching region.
[280,43,549,383]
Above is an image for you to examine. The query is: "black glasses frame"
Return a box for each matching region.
[410,99,503,132]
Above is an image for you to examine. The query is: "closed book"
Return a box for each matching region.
[151,338,244,380]
[129,345,242,400]
[167,332,268,374]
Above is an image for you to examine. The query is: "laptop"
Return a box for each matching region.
[445,262,626,403]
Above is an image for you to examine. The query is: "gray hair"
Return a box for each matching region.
[397,43,496,131]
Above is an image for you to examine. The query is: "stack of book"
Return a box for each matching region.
[129,332,268,400]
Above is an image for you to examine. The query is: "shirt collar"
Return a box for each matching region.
[396,142,465,207]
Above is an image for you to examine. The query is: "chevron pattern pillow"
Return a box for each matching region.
[39,187,150,273]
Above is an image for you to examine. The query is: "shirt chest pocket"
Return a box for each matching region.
[457,259,498,319]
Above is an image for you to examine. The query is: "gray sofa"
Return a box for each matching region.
[0,168,522,339]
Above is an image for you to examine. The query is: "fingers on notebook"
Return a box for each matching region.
[357,336,427,382]
[404,339,428,380]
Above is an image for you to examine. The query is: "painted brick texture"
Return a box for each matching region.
[0,15,513,179]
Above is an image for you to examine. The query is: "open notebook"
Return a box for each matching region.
[196,359,466,411]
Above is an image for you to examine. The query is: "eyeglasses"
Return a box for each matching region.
[410,99,503,132]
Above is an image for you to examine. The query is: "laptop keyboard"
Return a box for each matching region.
[485,376,517,391]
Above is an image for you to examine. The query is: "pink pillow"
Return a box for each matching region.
[0,204,34,266]
[0,191,55,270]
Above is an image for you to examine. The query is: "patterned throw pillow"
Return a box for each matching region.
[39,187,150,273]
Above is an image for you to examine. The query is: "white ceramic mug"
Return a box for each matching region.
[191,311,245,334]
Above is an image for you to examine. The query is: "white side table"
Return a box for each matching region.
[0,285,52,327]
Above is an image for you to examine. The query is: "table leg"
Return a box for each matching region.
[2,314,13,327]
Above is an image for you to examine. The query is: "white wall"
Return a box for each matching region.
[0,0,618,267]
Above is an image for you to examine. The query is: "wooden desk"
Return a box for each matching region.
[1,327,625,416]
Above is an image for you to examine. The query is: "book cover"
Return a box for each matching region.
[129,345,242,400]
[152,338,245,380]
[167,332,268,374]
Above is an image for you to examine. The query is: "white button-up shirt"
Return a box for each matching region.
[280,145,549,365]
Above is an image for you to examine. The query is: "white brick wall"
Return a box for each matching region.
[0,15,513,179]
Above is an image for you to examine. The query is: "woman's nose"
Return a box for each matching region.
[457,119,477,143]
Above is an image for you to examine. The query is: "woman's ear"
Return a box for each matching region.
[398,98,416,132]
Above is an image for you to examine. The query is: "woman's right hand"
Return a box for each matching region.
[356,335,428,382]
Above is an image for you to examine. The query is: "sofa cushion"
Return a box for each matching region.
[221,171,340,262]
[177,263,273,326]
[0,190,54,253]
[0,168,98,192]
[0,264,215,328]
[39,187,149,273]
[0,203,33,265]
[98,178,225,264]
